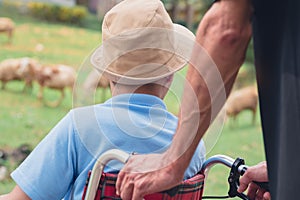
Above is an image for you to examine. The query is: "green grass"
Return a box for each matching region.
[0,5,101,67]
[0,6,265,199]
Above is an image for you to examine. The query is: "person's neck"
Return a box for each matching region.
[110,83,164,99]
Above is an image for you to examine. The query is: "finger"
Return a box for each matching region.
[120,177,135,200]
[256,188,265,200]
[238,175,251,193]
[247,182,259,200]
[116,170,125,195]
[263,192,271,200]
[255,196,263,200]
[120,175,132,197]
[238,182,249,193]
[132,182,145,200]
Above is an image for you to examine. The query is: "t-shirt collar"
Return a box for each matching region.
[104,93,167,110]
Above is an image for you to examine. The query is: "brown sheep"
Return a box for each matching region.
[0,17,15,43]
[0,57,40,91]
[225,85,258,125]
[83,69,110,102]
[35,64,76,107]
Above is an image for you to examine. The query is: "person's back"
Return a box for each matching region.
[61,92,205,199]
[11,91,204,199]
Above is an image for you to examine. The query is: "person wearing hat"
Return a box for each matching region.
[0,0,206,199]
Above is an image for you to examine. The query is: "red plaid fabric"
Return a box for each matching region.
[82,171,205,200]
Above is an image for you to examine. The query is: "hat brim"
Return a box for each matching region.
[90,24,195,85]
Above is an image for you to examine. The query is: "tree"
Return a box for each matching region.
[76,0,88,6]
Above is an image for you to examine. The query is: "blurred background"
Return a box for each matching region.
[0,0,264,198]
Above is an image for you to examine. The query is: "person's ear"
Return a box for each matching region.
[109,81,115,92]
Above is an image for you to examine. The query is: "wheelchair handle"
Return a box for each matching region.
[84,151,269,200]
[84,149,130,200]
[200,154,248,176]
[201,155,269,200]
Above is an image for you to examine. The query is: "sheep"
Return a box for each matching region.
[0,57,40,91]
[35,64,76,107]
[83,69,110,102]
[225,85,258,125]
[0,17,15,43]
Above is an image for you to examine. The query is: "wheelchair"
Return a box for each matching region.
[82,149,269,200]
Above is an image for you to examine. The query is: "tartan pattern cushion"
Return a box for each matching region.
[82,171,205,200]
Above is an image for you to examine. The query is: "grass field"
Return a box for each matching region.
[0,6,265,199]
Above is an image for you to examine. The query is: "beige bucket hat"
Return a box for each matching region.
[90,0,195,85]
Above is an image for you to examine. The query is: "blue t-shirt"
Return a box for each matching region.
[11,94,205,200]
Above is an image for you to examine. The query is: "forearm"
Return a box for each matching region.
[0,186,31,200]
[167,0,253,172]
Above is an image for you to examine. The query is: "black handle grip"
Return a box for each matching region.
[252,181,269,192]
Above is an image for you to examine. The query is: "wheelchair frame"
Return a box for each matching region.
[84,149,266,200]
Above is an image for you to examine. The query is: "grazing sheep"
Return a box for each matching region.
[0,57,40,91]
[0,17,15,43]
[83,69,110,102]
[35,64,76,107]
[225,85,258,125]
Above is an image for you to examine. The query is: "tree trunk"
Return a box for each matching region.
[76,0,88,6]
[170,0,179,22]
[185,1,194,29]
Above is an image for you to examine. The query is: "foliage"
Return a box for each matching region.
[0,1,99,30]
[0,0,87,24]
[1,0,25,9]
[27,2,87,24]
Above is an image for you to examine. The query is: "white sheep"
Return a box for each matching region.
[35,64,76,107]
[0,57,40,91]
[0,17,15,43]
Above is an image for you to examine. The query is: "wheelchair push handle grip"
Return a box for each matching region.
[96,149,130,165]
[252,181,270,192]
[84,149,130,200]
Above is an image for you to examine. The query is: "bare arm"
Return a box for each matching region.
[0,185,31,200]
[116,1,253,199]
[167,0,253,176]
